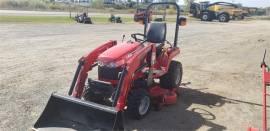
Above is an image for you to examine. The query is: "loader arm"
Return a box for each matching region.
[115,43,155,110]
[71,40,117,98]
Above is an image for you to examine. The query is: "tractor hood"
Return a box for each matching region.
[98,42,141,66]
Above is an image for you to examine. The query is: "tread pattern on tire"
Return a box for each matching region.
[160,61,183,89]
[127,88,150,120]
[219,13,230,22]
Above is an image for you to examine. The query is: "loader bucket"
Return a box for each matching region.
[33,93,124,131]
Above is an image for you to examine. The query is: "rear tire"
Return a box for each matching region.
[160,61,183,89]
[127,88,151,120]
[201,12,213,21]
[218,13,230,22]
[239,15,245,20]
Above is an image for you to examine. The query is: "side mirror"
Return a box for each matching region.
[178,17,187,26]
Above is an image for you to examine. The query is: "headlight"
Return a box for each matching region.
[108,62,117,68]
[98,60,124,68]
[97,61,104,66]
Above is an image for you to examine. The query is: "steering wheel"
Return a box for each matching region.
[131,33,145,42]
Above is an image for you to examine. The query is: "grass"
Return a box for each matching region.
[0,16,74,23]
[0,14,186,24]
[0,0,135,13]
[91,16,134,24]
[0,15,135,24]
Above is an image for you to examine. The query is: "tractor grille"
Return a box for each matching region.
[98,66,122,80]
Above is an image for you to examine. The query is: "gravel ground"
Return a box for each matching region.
[0,20,270,131]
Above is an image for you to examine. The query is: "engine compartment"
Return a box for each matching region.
[97,42,142,69]
[83,79,116,106]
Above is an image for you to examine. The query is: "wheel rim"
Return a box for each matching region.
[202,14,208,20]
[220,15,226,22]
[175,67,181,85]
[139,96,150,115]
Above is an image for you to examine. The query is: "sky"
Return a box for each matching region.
[178,0,270,8]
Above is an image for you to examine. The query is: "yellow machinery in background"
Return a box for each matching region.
[190,2,247,22]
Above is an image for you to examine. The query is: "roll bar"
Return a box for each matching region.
[143,2,181,47]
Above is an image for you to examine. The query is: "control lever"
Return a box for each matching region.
[261,49,267,68]
[122,34,125,42]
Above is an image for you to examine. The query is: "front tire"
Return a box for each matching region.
[160,61,183,89]
[127,88,151,120]
[201,12,213,21]
[201,13,209,21]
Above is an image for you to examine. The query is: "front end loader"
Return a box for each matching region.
[33,2,187,131]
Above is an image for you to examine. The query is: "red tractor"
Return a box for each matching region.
[33,2,187,131]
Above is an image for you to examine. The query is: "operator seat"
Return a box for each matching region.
[146,22,167,56]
